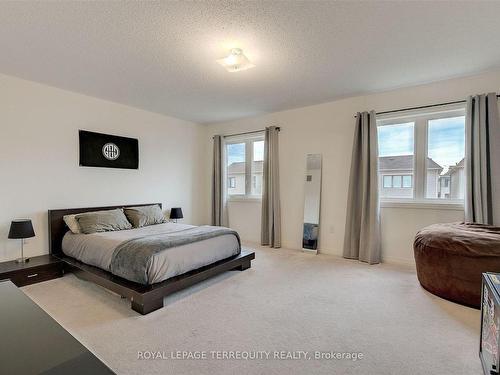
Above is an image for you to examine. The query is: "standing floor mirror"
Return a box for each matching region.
[302,154,322,254]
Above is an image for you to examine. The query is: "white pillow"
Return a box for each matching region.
[63,214,81,234]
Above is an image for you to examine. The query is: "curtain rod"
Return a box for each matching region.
[355,95,500,118]
[215,127,281,139]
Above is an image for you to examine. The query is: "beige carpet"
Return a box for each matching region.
[22,246,482,375]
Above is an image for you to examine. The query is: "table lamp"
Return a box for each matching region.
[169,208,183,223]
[8,219,35,263]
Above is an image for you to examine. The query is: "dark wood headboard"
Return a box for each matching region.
[48,203,162,256]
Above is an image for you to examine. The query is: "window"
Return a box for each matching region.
[383,175,392,188]
[226,142,246,195]
[378,122,414,198]
[426,116,465,199]
[377,105,465,203]
[252,140,264,195]
[226,134,264,198]
[392,175,402,188]
[381,175,413,189]
[402,175,412,188]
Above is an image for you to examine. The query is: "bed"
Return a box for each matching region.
[48,203,255,314]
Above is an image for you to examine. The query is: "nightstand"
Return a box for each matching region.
[0,254,64,287]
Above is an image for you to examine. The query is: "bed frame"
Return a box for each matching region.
[48,203,255,315]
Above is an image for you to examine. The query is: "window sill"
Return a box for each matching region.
[380,199,464,210]
[227,196,262,203]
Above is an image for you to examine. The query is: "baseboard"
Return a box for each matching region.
[381,256,416,269]
[302,248,318,255]
[241,240,416,269]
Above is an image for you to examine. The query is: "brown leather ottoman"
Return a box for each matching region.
[414,222,500,308]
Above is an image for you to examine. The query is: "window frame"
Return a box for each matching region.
[392,175,402,188]
[402,175,412,188]
[383,175,393,188]
[377,104,465,210]
[225,133,265,201]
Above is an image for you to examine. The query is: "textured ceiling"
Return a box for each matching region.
[1,1,500,124]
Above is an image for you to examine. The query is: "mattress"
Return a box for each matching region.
[62,222,240,284]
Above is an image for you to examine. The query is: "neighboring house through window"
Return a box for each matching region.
[377,105,465,202]
[381,174,413,189]
[225,134,264,198]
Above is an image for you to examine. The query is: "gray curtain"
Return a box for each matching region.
[343,111,380,264]
[261,126,281,248]
[211,135,225,226]
[465,93,500,225]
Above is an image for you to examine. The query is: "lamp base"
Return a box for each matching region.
[15,257,30,264]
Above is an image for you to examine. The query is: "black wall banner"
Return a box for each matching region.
[79,130,139,169]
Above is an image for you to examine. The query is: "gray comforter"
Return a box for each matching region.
[111,226,240,284]
[62,223,241,284]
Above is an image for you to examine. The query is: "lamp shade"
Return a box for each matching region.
[169,208,183,220]
[8,219,35,239]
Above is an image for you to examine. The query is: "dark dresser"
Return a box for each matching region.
[0,280,115,374]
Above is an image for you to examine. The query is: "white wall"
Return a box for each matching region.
[205,69,500,266]
[380,206,463,265]
[0,74,208,262]
[227,200,262,242]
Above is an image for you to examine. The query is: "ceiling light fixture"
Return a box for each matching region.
[217,48,255,73]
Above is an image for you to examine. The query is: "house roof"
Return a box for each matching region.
[228,161,263,174]
[443,157,465,176]
[379,155,442,171]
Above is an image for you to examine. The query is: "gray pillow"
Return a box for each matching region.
[124,205,166,228]
[75,208,132,234]
[63,214,82,234]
